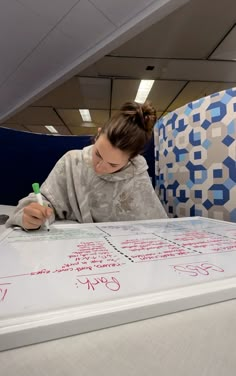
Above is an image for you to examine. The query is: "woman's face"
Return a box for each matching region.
[92,134,130,174]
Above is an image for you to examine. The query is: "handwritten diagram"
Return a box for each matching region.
[0,217,236,351]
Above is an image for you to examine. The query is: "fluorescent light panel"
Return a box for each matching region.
[135,80,155,103]
[79,109,92,122]
[45,125,58,133]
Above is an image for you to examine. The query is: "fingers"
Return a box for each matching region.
[46,207,53,217]
[24,202,48,219]
[22,202,53,230]
[23,214,43,229]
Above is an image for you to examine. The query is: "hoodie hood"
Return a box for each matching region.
[83,145,148,182]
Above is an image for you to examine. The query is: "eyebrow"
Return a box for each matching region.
[95,149,120,166]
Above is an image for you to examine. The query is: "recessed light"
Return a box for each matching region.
[79,109,92,122]
[45,125,58,133]
[135,80,155,103]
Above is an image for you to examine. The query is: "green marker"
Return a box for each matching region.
[32,183,50,231]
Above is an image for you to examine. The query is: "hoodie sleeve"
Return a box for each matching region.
[5,151,72,229]
[5,193,55,229]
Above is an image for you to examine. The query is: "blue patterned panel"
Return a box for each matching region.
[154,88,236,222]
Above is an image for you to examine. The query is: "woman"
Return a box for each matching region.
[6,101,167,230]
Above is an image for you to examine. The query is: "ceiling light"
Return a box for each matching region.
[79,109,92,122]
[45,125,58,133]
[135,80,155,103]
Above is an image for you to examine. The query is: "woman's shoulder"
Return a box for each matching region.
[131,154,148,174]
[62,145,92,160]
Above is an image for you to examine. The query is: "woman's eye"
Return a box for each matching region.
[96,151,101,158]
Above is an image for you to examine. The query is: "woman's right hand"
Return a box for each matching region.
[22,202,53,230]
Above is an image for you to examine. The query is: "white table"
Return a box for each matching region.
[0,205,15,235]
[1,206,236,375]
[0,205,15,215]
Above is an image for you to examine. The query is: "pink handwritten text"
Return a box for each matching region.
[0,283,11,302]
[172,262,224,277]
[76,275,120,291]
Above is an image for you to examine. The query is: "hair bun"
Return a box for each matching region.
[120,101,157,134]
[139,101,157,133]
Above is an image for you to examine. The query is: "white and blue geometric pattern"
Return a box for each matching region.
[155,88,236,222]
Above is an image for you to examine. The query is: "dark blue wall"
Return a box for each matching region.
[0,127,155,205]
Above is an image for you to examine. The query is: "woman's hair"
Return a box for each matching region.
[99,101,157,159]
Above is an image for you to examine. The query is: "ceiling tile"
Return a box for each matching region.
[112,80,140,108]
[6,107,63,125]
[0,28,79,117]
[67,125,97,136]
[90,110,110,125]
[111,79,187,111]
[111,0,236,59]
[77,77,111,108]
[57,0,115,46]
[0,0,54,85]
[27,76,111,111]
[17,0,79,24]
[33,78,83,108]
[57,109,81,126]
[84,56,163,78]
[147,80,187,111]
[58,109,109,126]
[25,124,71,135]
[0,124,27,132]
[168,81,236,111]
[89,0,155,26]
[209,25,236,60]
[160,60,236,82]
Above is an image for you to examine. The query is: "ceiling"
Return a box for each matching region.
[0,0,186,121]
[1,0,236,136]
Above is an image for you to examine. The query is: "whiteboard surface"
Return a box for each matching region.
[0,217,236,351]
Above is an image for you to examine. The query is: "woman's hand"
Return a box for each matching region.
[22,202,53,230]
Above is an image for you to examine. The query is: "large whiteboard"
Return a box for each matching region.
[1,217,236,351]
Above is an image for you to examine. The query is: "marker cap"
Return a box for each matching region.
[32,182,40,194]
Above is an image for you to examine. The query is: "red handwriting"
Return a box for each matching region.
[28,239,125,277]
[52,267,73,273]
[172,262,224,277]
[121,239,168,251]
[120,238,192,261]
[0,283,11,302]
[76,275,120,291]
[173,231,213,241]
[66,240,124,272]
[31,269,50,275]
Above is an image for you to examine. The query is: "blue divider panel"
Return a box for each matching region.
[0,128,155,205]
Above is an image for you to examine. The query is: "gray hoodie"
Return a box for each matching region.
[6,145,167,228]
